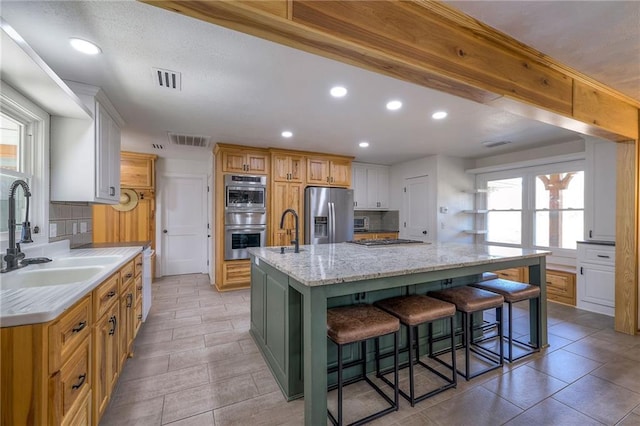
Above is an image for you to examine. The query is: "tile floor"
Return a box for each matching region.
[101,274,640,425]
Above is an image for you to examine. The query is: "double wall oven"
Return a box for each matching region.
[224,175,267,260]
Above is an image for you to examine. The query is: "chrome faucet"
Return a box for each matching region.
[279,208,300,253]
[2,179,33,273]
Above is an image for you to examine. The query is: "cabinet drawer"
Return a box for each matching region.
[223,261,251,285]
[495,268,523,282]
[120,260,135,291]
[580,245,615,265]
[94,273,120,319]
[547,272,575,298]
[49,295,92,374]
[133,253,143,278]
[61,386,91,426]
[375,232,398,240]
[59,337,91,420]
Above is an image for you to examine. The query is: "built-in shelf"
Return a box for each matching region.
[464,230,488,234]
[462,209,488,214]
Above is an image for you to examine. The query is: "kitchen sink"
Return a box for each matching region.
[0,266,106,290]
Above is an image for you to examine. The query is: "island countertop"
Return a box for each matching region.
[248,242,550,287]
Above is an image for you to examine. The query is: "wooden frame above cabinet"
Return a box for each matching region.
[120,151,157,189]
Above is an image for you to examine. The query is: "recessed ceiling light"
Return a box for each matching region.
[330,86,347,98]
[69,38,102,55]
[281,131,293,138]
[359,141,370,148]
[432,111,448,120]
[386,100,402,111]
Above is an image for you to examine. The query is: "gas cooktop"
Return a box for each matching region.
[347,239,426,246]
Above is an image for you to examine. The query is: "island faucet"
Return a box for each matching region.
[279,208,300,253]
[2,179,33,273]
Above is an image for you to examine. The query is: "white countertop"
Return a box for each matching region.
[0,245,142,327]
[248,242,550,287]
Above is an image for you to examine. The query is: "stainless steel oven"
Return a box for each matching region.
[225,174,267,211]
[224,225,266,260]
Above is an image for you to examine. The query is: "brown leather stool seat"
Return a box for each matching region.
[429,286,505,380]
[326,305,400,426]
[470,278,541,362]
[374,295,457,406]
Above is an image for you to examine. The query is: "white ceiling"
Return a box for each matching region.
[1,1,631,165]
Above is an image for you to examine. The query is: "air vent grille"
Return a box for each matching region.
[168,132,212,149]
[152,143,164,150]
[481,140,512,148]
[152,67,181,90]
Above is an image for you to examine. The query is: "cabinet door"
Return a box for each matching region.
[307,158,330,184]
[221,151,246,173]
[366,168,378,208]
[93,303,119,424]
[585,140,616,241]
[289,155,304,182]
[352,165,367,209]
[246,153,268,173]
[272,155,291,182]
[271,182,303,246]
[95,104,117,201]
[376,166,390,208]
[578,263,615,310]
[121,153,154,188]
[119,191,152,243]
[119,285,134,366]
[330,160,351,187]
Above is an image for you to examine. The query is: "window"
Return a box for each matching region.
[478,160,584,257]
[0,83,49,243]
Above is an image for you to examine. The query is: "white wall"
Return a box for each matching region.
[390,154,474,242]
[471,138,585,170]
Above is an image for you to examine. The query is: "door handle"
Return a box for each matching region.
[422,230,428,235]
[163,229,168,234]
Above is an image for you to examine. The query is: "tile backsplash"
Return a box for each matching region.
[49,202,93,248]
[355,210,399,231]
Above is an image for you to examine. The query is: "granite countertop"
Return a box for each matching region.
[577,240,615,246]
[1,245,142,327]
[248,242,550,287]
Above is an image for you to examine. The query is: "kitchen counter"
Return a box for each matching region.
[248,242,549,425]
[77,240,151,249]
[0,245,142,327]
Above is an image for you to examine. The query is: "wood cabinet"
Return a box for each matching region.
[585,139,616,242]
[577,243,615,316]
[121,151,156,189]
[272,152,304,182]
[352,163,390,209]
[353,232,399,241]
[219,145,269,174]
[93,151,157,251]
[546,269,576,306]
[0,259,143,425]
[306,156,352,187]
[494,267,528,283]
[51,81,123,203]
[271,180,304,246]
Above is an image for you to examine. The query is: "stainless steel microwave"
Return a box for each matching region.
[354,216,369,231]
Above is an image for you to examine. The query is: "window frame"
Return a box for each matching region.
[1,82,49,245]
[477,159,585,260]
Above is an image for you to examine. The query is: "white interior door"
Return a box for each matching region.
[162,174,207,276]
[403,175,431,242]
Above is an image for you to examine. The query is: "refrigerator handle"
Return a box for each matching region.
[329,202,335,243]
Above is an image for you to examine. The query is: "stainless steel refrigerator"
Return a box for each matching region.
[304,186,354,244]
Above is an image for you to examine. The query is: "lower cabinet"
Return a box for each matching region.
[546,269,576,306]
[0,257,145,425]
[577,243,615,316]
[353,232,399,241]
[218,260,251,291]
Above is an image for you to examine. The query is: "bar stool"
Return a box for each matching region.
[327,304,400,426]
[374,295,457,406]
[470,278,541,362]
[428,286,504,380]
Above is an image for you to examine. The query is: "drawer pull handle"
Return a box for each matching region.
[125,273,133,279]
[597,255,610,259]
[108,316,117,335]
[126,293,133,308]
[546,281,552,285]
[71,374,86,390]
[137,286,143,291]
[137,314,143,320]
[72,321,87,333]
[107,291,116,298]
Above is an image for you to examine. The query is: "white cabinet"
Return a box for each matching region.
[577,242,615,316]
[585,139,616,241]
[352,163,390,210]
[51,82,123,203]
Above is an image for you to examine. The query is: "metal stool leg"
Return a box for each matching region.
[337,343,343,426]
[450,316,457,383]
[408,324,416,406]
[508,302,513,362]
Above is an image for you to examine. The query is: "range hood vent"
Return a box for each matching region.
[152,143,165,150]
[482,140,512,148]
[152,67,181,90]
[168,132,212,149]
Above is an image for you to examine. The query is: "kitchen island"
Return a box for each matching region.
[248,242,549,426]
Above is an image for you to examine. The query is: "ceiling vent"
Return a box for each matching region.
[152,67,181,90]
[152,143,165,150]
[481,140,512,148]
[168,132,212,149]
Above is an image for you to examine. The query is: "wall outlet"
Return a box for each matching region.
[50,223,57,238]
[439,206,449,214]
[80,222,88,233]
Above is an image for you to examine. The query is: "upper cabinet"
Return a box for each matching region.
[271,151,304,182]
[307,156,352,187]
[352,163,390,210]
[51,82,124,203]
[120,151,156,189]
[218,144,269,174]
[585,139,616,242]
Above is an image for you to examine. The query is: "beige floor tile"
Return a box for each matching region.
[119,355,170,382]
[100,395,164,426]
[422,386,522,425]
[168,342,242,370]
[548,322,600,341]
[208,352,269,382]
[203,329,252,347]
[163,411,215,426]
[172,320,233,340]
[136,335,205,359]
[481,365,568,409]
[591,358,640,393]
[503,398,604,426]
[525,348,603,383]
[110,365,210,407]
[239,337,259,354]
[553,374,640,424]
[134,327,175,345]
[251,368,281,394]
[143,315,203,333]
[162,374,260,423]
[618,411,640,426]
[213,390,304,426]
[563,336,626,363]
